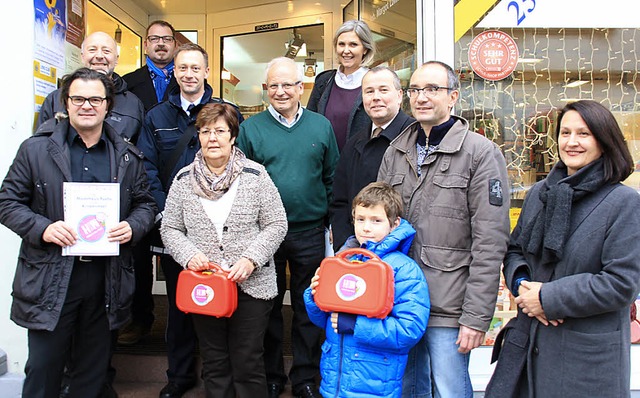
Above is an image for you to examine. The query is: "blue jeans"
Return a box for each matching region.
[402,327,473,398]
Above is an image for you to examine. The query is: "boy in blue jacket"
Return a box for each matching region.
[304,182,430,397]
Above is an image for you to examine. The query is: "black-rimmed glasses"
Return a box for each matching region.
[147,35,175,44]
[406,86,453,98]
[68,96,107,107]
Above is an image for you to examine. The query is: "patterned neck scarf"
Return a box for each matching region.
[191,146,246,201]
[146,56,174,102]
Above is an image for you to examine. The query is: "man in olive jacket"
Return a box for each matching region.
[378,61,510,397]
[0,68,156,398]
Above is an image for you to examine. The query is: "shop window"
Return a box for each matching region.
[360,0,417,113]
[456,28,640,201]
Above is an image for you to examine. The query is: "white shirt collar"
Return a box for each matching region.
[371,115,397,136]
[334,66,368,89]
[181,94,204,114]
[268,103,304,127]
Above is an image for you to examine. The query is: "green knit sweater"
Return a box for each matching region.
[237,109,339,232]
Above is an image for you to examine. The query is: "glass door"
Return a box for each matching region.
[213,14,333,119]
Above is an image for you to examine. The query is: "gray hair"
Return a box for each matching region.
[333,20,376,66]
[264,57,303,83]
[366,66,401,90]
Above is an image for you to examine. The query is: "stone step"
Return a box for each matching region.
[112,354,295,397]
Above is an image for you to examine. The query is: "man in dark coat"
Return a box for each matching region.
[37,32,144,143]
[123,20,178,112]
[0,68,156,398]
[118,20,178,348]
[330,66,414,251]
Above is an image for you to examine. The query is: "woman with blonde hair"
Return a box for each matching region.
[307,20,376,151]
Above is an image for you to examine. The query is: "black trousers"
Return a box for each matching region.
[263,227,324,391]
[22,259,110,398]
[192,290,273,398]
[161,254,197,386]
[130,232,155,328]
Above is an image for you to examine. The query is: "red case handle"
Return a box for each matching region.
[336,248,381,262]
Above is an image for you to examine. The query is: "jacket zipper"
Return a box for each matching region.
[335,333,344,397]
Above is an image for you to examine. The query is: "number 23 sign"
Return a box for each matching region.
[508,0,536,25]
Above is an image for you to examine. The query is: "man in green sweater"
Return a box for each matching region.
[237,57,339,398]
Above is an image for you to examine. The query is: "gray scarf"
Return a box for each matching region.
[517,158,607,265]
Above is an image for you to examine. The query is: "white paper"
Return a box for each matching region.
[62,182,120,256]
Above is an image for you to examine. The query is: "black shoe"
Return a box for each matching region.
[294,384,321,398]
[159,382,194,398]
[267,383,284,398]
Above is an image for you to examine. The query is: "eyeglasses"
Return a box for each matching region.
[68,96,107,107]
[406,86,453,99]
[197,128,231,138]
[147,35,175,44]
[267,81,301,92]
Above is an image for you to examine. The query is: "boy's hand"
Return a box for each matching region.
[310,267,321,295]
[331,312,339,333]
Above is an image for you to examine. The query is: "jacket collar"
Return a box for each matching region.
[168,82,214,111]
[354,111,411,152]
[341,218,416,258]
[46,117,143,160]
[111,72,127,94]
[392,115,469,155]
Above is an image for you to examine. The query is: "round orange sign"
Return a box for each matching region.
[468,30,519,81]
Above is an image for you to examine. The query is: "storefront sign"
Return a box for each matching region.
[468,30,518,81]
[255,23,278,32]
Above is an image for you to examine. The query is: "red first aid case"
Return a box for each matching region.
[314,248,394,319]
[176,263,238,317]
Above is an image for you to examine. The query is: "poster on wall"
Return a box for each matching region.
[34,0,66,69]
[34,0,66,116]
[65,0,84,74]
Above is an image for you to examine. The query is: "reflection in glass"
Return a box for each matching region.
[221,24,324,118]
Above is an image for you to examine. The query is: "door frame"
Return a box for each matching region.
[211,13,335,99]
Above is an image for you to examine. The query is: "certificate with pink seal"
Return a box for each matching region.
[62,182,120,256]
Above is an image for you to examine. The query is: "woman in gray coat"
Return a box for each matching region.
[161,103,288,397]
[493,100,640,397]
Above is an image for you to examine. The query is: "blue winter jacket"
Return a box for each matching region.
[304,219,430,397]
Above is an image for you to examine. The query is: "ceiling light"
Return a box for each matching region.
[284,41,306,58]
[517,58,543,64]
[559,98,591,102]
[564,80,589,88]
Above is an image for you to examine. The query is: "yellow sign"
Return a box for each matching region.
[509,207,522,232]
[454,0,501,42]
